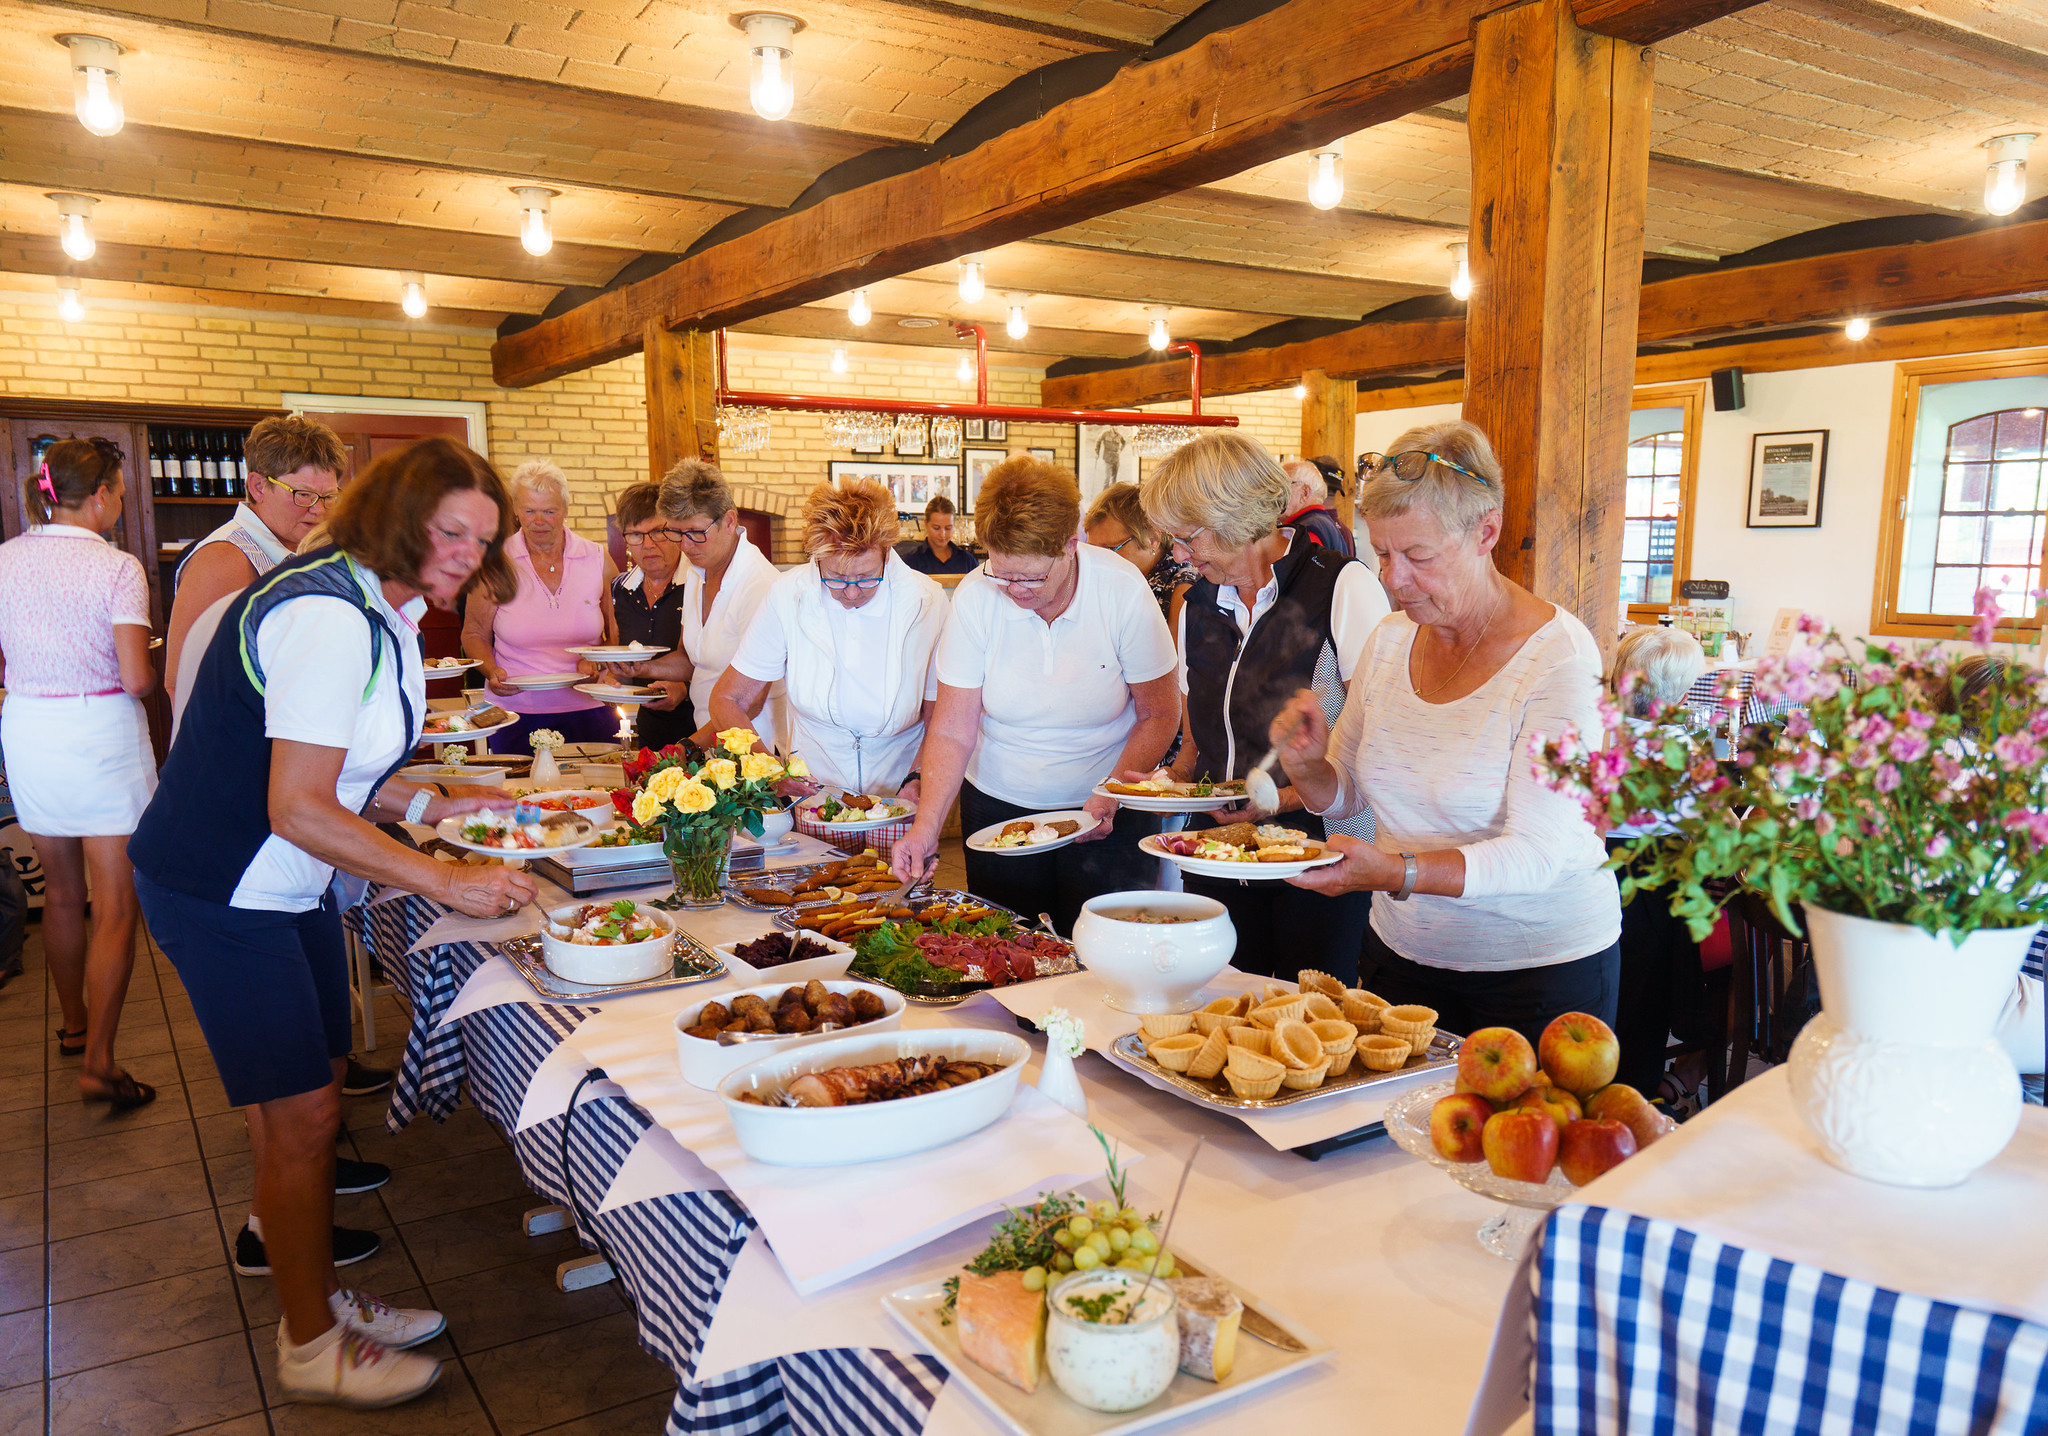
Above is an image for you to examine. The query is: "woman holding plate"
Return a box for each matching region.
[461,458,619,753]
[891,456,1180,933]
[129,438,538,1409]
[606,481,695,749]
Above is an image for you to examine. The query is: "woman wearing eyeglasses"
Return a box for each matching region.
[891,456,1180,932]
[165,416,346,703]
[607,482,695,749]
[1270,420,1622,1051]
[710,479,944,815]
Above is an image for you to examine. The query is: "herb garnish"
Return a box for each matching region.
[1064,1291,1120,1323]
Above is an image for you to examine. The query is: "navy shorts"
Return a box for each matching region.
[135,871,351,1107]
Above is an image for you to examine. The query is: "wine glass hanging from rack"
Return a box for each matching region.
[717,405,772,456]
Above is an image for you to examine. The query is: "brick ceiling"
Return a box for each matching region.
[2,0,2044,364]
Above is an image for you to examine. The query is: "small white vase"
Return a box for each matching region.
[530,748,561,785]
[1787,904,2033,1188]
[1036,1044,1090,1123]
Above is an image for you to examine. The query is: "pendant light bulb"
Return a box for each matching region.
[1448,241,1472,301]
[1984,133,2036,217]
[1308,138,1344,210]
[956,352,974,383]
[513,187,556,257]
[51,193,97,262]
[61,36,125,138]
[738,13,798,122]
[57,283,84,324]
[1293,382,1308,401]
[1844,315,1870,341]
[1005,295,1029,340]
[400,271,428,320]
[1146,306,1171,352]
[830,346,848,374]
[848,288,871,325]
[957,256,985,304]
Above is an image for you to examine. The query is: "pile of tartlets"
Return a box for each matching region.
[1137,970,1439,1096]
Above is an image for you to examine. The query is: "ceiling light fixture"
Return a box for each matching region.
[400,271,427,319]
[830,346,848,374]
[1308,137,1344,210]
[1146,306,1171,351]
[51,193,96,261]
[1844,315,1871,341]
[1005,293,1029,340]
[957,256,985,304]
[58,35,124,137]
[512,187,556,256]
[1984,133,2037,217]
[736,13,800,122]
[848,288,871,325]
[1293,382,1308,400]
[1448,242,1472,301]
[57,282,84,323]
[956,352,974,383]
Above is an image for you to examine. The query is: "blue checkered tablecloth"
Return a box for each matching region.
[347,894,495,1131]
[1530,1203,2048,1434]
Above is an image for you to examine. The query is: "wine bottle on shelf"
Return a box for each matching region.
[147,429,165,496]
[181,428,203,498]
[201,430,223,497]
[232,432,249,496]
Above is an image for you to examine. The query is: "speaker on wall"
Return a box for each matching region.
[1711,367,1745,412]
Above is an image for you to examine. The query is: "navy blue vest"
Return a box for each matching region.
[129,547,417,905]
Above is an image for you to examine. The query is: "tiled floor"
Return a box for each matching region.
[1,921,676,1436]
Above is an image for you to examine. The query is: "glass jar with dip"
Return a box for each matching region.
[1044,1268,1180,1412]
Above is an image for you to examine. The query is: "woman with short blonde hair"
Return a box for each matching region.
[1612,625,1707,719]
[713,479,941,824]
[892,457,1182,931]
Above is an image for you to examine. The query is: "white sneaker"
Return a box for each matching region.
[276,1322,442,1408]
[332,1289,448,1350]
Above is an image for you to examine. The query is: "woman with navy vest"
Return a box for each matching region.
[129,439,537,1410]
[1128,432,1390,980]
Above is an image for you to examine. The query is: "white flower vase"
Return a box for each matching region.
[530,748,560,785]
[1037,1044,1090,1123]
[1787,905,2033,1188]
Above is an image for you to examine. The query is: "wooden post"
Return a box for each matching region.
[1462,0,1653,654]
[1298,368,1358,531]
[644,323,719,481]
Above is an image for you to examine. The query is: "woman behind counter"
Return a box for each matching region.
[892,455,1180,933]
[1272,420,1621,1048]
[608,481,695,749]
[130,439,537,1409]
[463,458,618,752]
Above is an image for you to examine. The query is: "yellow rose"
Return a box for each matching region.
[671,779,717,814]
[716,727,760,756]
[740,751,785,783]
[646,766,687,802]
[630,788,665,827]
[787,756,810,778]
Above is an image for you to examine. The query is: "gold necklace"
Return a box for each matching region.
[1414,591,1503,700]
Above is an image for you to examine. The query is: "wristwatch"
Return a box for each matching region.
[1392,853,1418,901]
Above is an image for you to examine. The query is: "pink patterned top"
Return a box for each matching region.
[0,524,151,696]
[491,529,606,714]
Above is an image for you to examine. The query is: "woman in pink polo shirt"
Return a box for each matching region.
[0,438,158,1107]
[461,459,619,753]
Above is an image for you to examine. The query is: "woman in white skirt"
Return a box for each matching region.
[0,438,159,1107]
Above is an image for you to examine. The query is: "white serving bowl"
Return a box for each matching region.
[539,900,676,985]
[1071,891,1236,1014]
[718,1029,1029,1166]
[674,979,905,1090]
[713,932,856,988]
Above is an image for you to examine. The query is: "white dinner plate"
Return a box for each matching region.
[965,810,1099,855]
[419,717,519,746]
[1139,833,1344,881]
[574,682,664,706]
[423,659,481,678]
[508,787,616,818]
[500,671,586,691]
[796,791,916,832]
[434,811,602,859]
[1091,783,1251,814]
[566,644,671,662]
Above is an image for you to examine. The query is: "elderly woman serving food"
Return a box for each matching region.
[1269,420,1621,1048]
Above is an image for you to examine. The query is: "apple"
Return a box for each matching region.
[1584,1082,1678,1150]
[1558,1118,1637,1186]
[1481,1108,1559,1183]
[1457,1026,1540,1104]
[1538,1012,1620,1097]
[1430,1092,1496,1162]
[1512,1083,1581,1135]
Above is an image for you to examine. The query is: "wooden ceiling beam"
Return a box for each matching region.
[489,0,1764,388]
[1041,214,2048,406]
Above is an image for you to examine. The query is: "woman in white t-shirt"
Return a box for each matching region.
[892,456,1180,933]
[711,479,945,818]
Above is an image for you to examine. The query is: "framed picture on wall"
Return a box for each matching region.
[893,418,927,456]
[986,419,1008,441]
[850,433,885,456]
[1745,430,1828,528]
[963,447,1006,513]
[1077,423,1139,506]
[964,419,986,440]
[830,460,958,516]
[1028,447,1056,464]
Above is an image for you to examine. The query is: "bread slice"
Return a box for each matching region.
[956,1271,1046,1393]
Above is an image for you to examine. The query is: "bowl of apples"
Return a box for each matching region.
[1382,1012,1675,1260]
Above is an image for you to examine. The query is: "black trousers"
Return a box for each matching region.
[959,782,1163,937]
[1359,923,1620,1054]
[1181,815,1371,983]
[1607,838,1706,1093]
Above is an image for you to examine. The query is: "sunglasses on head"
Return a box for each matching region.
[1355,450,1490,488]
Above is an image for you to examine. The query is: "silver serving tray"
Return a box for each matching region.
[721,857,895,910]
[499,929,727,1001]
[766,883,983,932]
[774,889,1079,1007]
[1108,1028,1461,1110]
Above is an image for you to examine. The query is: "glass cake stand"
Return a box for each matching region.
[1383,1080,1574,1260]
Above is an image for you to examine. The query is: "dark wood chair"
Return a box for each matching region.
[1716,889,1814,1100]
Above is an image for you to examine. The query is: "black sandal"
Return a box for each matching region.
[81,1071,157,1111]
[56,1027,87,1057]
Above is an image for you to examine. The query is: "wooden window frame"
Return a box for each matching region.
[1624,381,1705,622]
[1870,349,2048,641]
